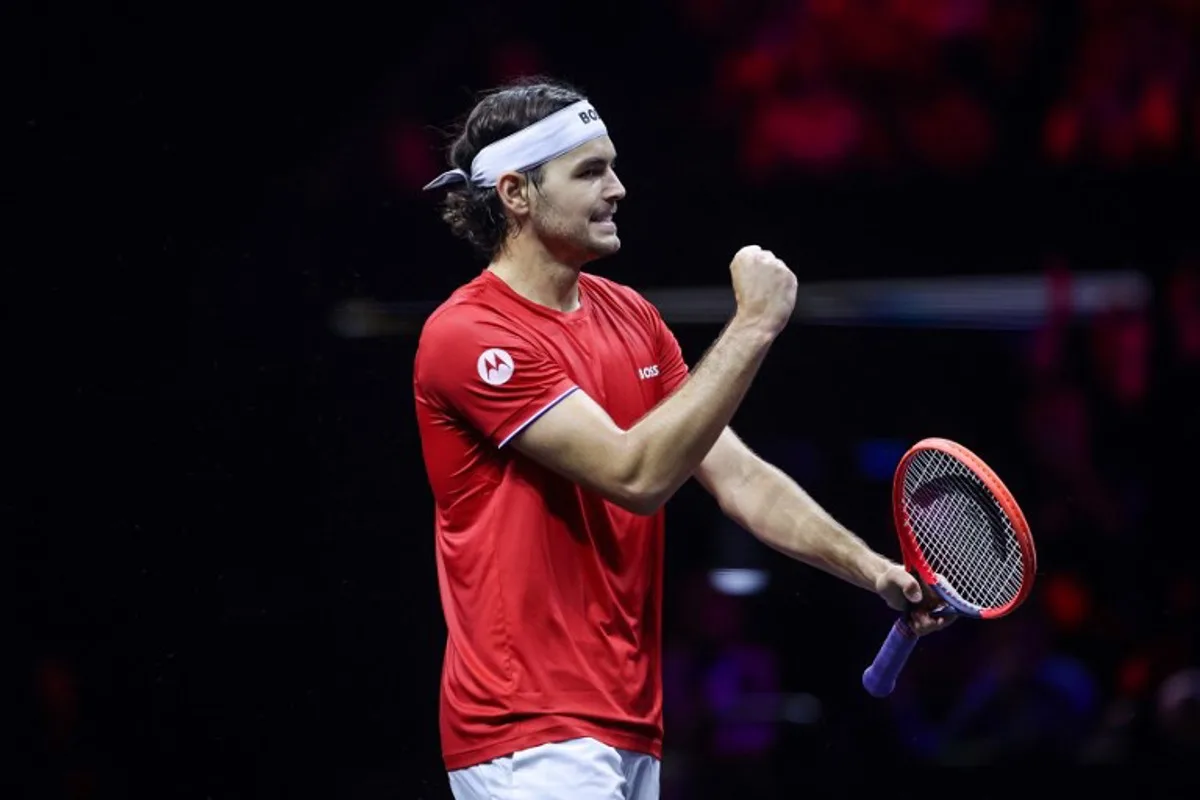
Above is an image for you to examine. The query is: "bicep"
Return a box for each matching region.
[508,389,644,510]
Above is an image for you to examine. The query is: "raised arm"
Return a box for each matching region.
[509,246,796,514]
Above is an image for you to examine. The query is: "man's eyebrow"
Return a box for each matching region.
[575,154,617,170]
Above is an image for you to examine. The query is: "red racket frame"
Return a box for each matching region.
[892,437,1037,619]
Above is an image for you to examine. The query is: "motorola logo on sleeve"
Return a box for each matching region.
[477,348,515,386]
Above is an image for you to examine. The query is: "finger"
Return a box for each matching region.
[910,608,957,635]
[902,574,924,605]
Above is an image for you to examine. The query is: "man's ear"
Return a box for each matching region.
[495,171,530,217]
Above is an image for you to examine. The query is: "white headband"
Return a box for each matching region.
[423,99,608,191]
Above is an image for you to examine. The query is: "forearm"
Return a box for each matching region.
[624,316,776,508]
[724,457,891,591]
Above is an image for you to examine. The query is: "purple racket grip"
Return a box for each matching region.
[862,617,918,697]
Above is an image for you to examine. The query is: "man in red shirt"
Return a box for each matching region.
[414,76,951,799]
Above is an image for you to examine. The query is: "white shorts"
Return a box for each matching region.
[447,736,660,800]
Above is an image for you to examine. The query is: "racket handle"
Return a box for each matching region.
[862,617,919,698]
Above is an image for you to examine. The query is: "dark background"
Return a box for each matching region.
[16,1,1200,797]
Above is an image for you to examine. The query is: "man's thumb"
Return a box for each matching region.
[903,576,924,605]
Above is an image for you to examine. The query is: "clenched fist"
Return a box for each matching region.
[729,245,797,337]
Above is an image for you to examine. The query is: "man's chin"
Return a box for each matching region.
[564,234,620,267]
[588,234,621,256]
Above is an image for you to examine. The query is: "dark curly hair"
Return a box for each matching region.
[436,76,587,259]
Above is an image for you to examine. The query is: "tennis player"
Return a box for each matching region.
[414,76,952,800]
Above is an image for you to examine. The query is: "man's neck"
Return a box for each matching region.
[488,238,583,313]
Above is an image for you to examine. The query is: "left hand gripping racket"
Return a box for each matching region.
[862,437,1037,698]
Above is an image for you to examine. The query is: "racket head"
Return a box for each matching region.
[892,437,1037,620]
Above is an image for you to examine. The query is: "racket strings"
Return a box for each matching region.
[908,474,1021,608]
[907,454,1023,607]
[916,471,1023,608]
[932,480,1021,605]
[903,450,1025,609]
[924,481,1014,603]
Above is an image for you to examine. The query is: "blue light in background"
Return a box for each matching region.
[708,568,770,596]
[855,438,907,482]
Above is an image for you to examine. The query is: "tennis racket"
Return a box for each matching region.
[861,437,1037,698]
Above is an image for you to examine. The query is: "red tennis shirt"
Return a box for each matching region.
[413,268,689,770]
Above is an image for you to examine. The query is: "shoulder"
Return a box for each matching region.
[415,282,506,388]
[416,277,555,392]
[418,276,517,351]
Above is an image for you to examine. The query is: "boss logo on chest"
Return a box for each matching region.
[637,364,660,380]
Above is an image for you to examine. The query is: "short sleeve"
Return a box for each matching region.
[652,305,689,395]
[415,311,579,447]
